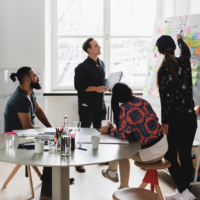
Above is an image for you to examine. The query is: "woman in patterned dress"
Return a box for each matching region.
[100,83,168,189]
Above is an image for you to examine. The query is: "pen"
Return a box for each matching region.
[77,147,87,151]
[180,30,182,34]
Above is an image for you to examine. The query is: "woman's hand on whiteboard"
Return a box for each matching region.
[177,34,183,40]
[161,124,169,135]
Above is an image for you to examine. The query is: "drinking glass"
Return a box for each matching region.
[5,134,15,148]
[49,141,58,154]
[73,121,82,147]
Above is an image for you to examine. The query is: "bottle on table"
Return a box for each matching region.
[61,115,71,156]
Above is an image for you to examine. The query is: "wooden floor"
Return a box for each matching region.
[0,161,200,200]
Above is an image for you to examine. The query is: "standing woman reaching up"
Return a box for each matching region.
[156,34,197,200]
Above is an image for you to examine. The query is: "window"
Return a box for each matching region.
[53,0,157,90]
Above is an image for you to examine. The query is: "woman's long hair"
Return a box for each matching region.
[156,36,179,88]
[111,83,133,130]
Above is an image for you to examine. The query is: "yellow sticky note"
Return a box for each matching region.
[187,40,193,47]
[191,40,200,47]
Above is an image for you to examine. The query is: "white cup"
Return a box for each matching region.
[35,141,44,153]
[91,135,100,149]
[101,120,110,127]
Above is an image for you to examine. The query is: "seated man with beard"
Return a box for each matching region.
[4,66,74,198]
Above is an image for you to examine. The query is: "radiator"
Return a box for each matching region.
[106,103,114,124]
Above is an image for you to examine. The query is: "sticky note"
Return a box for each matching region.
[144,86,150,94]
[161,28,164,34]
[194,48,200,55]
[193,63,199,70]
[191,62,195,69]
[192,70,198,78]
[157,28,161,34]
[150,88,153,94]
[191,47,195,54]
[199,91,200,96]
[193,33,198,40]
[151,66,155,71]
[153,89,157,95]
[188,33,194,40]
[153,45,157,51]
[197,33,200,40]
[153,52,157,57]
[185,27,191,33]
[184,40,189,45]
[192,78,197,85]
[154,66,158,72]
[164,28,171,34]
[191,40,200,47]
[155,90,159,97]
[187,40,192,47]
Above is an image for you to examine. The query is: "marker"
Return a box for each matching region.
[77,147,87,151]
[180,30,182,34]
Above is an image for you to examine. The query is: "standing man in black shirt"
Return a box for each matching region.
[74,38,108,172]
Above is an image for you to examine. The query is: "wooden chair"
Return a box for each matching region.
[134,159,171,200]
[3,164,42,198]
[113,188,159,200]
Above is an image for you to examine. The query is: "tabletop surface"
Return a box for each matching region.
[0,128,141,167]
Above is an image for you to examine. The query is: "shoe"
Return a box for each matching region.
[102,169,119,183]
[164,189,182,200]
[70,178,75,184]
[75,166,85,173]
[181,189,197,200]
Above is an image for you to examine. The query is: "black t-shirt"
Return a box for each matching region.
[4,87,36,132]
[158,39,195,124]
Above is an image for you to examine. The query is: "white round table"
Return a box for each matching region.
[0,128,141,200]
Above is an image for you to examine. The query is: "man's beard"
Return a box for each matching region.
[30,81,41,90]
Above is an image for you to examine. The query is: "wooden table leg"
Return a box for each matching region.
[3,164,22,188]
[27,166,34,198]
[32,166,42,179]
[52,167,70,200]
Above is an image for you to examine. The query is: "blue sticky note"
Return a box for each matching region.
[193,33,198,40]
[191,47,195,54]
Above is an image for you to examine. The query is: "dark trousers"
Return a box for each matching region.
[164,112,197,193]
[79,106,107,129]
[41,167,52,185]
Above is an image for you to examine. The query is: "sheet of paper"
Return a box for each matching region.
[82,134,129,145]
[13,129,39,137]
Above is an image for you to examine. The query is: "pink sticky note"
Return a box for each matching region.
[154,66,158,72]
[150,88,153,94]
[157,28,161,34]
[191,62,195,69]
[185,27,191,33]
[197,33,200,40]
[153,52,157,57]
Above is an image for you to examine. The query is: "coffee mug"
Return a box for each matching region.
[35,141,44,153]
[91,135,100,149]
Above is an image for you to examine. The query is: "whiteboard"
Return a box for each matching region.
[0,69,43,133]
[143,14,200,120]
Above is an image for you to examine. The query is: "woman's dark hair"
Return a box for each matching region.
[82,38,94,54]
[156,35,179,88]
[111,83,133,130]
[10,66,32,84]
